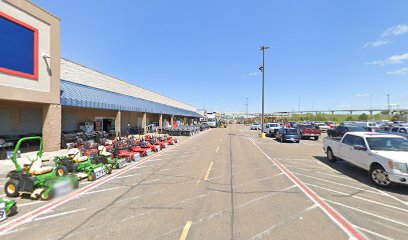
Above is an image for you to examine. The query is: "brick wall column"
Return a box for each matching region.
[42,104,61,151]
[115,110,121,137]
[142,113,147,135]
[159,114,163,128]
[170,115,174,126]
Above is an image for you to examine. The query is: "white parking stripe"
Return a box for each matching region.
[34,208,87,222]
[353,226,394,240]
[81,186,126,195]
[307,183,408,213]
[324,198,408,227]
[248,204,318,240]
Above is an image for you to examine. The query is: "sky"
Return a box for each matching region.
[33,0,408,113]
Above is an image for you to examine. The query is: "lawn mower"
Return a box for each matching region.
[4,137,79,200]
[110,142,141,162]
[0,198,17,222]
[139,138,160,152]
[145,135,168,149]
[54,148,112,181]
[128,141,152,157]
[91,145,128,169]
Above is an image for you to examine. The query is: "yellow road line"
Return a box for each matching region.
[196,168,207,186]
[179,221,192,240]
[204,162,214,180]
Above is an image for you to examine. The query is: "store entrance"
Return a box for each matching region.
[95,117,115,132]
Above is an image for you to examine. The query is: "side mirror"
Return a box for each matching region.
[353,145,367,151]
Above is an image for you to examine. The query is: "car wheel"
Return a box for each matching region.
[369,165,392,187]
[314,137,319,141]
[327,148,337,163]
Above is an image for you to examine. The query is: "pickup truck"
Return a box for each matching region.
[323,132,408,187]
[297,124,321,140]
[264,123,281,136]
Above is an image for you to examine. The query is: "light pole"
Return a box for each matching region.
[259,45,269,137]
[245,97,248,123]
[387,94,391,116]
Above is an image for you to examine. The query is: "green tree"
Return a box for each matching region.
[345,115,354,121]
[358,113,368,121]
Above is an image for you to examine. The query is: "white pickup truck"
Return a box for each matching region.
[323,132,408,187]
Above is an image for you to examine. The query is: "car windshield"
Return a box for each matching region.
[349,127,367,132]
[366,137,408,151]
[270,124,278,127]
[285,129,298,135]
[316,123,325,126]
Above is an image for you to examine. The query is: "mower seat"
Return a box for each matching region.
[74,156,88,163]
[98,146,111,157]
[29,157,53,175]
[68,148,88,163]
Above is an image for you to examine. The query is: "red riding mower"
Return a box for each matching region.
[145,135,168,149]
[111,141,141,162]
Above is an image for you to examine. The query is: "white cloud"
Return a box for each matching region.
[366,52,408,66]
[245,71,261,77]
[357,93,369,97]
[363,40,391,48]
[382,24,408,37]
[387,67,408,76]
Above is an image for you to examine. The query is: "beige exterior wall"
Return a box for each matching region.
[62,106,117,132]
[0,0,60,104]
[61,59,198,112]
[0,100,43,135]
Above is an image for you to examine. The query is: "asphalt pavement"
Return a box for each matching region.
[0,125,407,239]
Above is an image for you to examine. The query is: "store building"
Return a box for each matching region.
[0,0,201,152]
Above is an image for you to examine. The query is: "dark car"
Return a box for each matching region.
[327,125,367,138]
[276,128,300,143]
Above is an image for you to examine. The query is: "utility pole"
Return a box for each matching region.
[259,45,269,137]
[387,94,391,116]
[245,97,248,123]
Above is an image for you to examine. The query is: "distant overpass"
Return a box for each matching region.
[275,108,408,115]
[221,108,408,118]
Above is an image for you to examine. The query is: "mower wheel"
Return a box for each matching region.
[106,165,112,174]
[112,164,117,169]
[41,189,54,201]
[4,179,20,197]
[56,166,68,177]
[88,173,96,181]
[7,204,18,217]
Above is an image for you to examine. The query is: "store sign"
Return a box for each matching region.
[0,11,38,79]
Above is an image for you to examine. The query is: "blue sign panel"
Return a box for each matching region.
[0,12,37,79]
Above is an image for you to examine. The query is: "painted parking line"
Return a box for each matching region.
[249,137,366,240]
[34,208,87,222]
[248,204,318,240]
[324,198,408,227]
[179,221,192,240]
[204,162,214,181]
[0,131,209,235]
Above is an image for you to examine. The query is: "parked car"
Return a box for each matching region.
[327,125,367,138]
[323,132,408,187]
[264,123,281,136]
[275,128,300,143]
[325,121,336,128]
[313,122,330,132]
[354,122,379,128]
[250,123,261,130]
[389,127,408,138]
[297,124,321,140]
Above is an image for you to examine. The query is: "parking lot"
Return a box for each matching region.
[0,125,407,239]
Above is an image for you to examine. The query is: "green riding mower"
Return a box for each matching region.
[91,145,128,169]
[4,137,79,200]
[0,198,17,222]
[54,148,112,181]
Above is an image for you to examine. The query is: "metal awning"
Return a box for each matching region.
[60,80,202,118]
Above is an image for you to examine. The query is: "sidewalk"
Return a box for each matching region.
[0,149,69,178]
